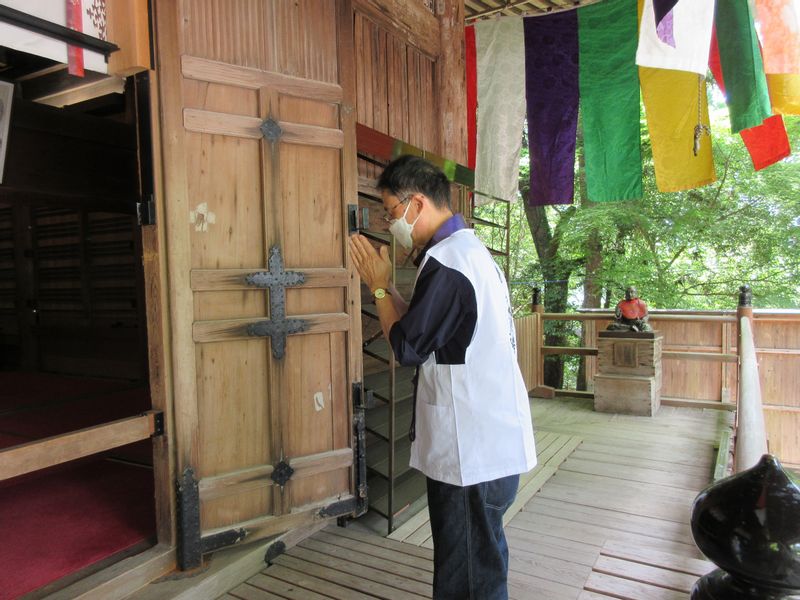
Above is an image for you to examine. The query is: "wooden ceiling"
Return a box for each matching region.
[464,0,605,21]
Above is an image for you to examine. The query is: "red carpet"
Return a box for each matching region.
[0,460,155,599]
[0,372,127,412]
[0,388,150,440]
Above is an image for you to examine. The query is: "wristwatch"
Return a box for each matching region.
[373,287,387,300]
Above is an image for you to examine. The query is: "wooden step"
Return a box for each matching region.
[583,539,715,599]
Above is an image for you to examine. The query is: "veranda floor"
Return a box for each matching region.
[221,397,731,600]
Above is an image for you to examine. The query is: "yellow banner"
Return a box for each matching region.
[640,67,716,193]
[768,74,800,115]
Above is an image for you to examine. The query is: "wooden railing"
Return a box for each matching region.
[689,294,800,599]
[513,289,800,466]
[734,316,768,472]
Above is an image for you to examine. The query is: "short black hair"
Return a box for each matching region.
[376,155,451,210]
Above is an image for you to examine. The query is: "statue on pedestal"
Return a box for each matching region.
[608,286,652,332]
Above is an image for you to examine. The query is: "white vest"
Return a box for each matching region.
[409,229,537,486]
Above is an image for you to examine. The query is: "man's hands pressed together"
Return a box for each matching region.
[348,233,403,342]
[348,233,392,292]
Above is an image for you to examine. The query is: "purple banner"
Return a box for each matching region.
[523,12,579,206]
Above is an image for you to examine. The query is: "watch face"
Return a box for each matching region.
[374,288,386,299]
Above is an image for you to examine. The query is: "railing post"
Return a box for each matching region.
[532,287,545,390]
[735,285,753,434]
[736,284,753,352]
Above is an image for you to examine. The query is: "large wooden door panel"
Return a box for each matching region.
[156,0,360,567]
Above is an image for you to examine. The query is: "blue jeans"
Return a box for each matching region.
[426,474,519,600]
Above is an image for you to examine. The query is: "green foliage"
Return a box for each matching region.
[475,107,800,313]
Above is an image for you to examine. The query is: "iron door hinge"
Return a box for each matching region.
[149,411,164,437]
[176,467,201,570]
[351,382,370,517]
[137,194,156,226]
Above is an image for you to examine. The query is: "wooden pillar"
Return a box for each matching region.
[106,0,152,76]
[530,287,553,397]
[436,0,467,164]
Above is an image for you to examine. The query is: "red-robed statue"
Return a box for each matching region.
[608,286,652,332]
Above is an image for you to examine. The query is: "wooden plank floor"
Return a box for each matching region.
[581,540,715,599]
[223,398,731,600]
[508,398,731,600]
[386,430,583,548]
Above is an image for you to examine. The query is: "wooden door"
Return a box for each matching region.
[154,0,361,568]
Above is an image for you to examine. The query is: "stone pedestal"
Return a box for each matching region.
[594,331,663,416]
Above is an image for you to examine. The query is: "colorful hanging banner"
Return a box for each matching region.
[523,12,579,206]
[714,0,773,133]
[579,0,643,202]
[465,25,478,171]
[66,0,85,77]
[767,74,800,114]
[739,115,792,170]
[474,17,526,204]
[638,0,716,192]
[710,33,791,170]
[754,0,800,74]
[636,0,715,75]
[640,68,716,192]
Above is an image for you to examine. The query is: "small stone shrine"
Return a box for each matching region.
[594,287,663,416]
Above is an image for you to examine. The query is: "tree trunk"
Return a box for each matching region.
[577,229,602,390]
[523,203,574,389]
[576,122,601,391]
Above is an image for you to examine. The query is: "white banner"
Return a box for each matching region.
[474,17,526,204]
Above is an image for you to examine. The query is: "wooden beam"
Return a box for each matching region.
[661,397,737,411]
[183,109,345,148]
[543,346,599,356]
[545,313,737,323]
[181,55,343,102]
[199,448,353,501]
[353,0,440,59]
[0,413,157,481]
[200,495,355,542]
[662,351,738,363]
[43,544,175,600]
[554,389,594,399]
[436,0,467,164]
[107,0,152,76]
[34,76,127,107]
[139,64,177,546]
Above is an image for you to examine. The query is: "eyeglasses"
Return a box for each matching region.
[382,195,412,223]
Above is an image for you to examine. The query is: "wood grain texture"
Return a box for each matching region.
[353,0,440,59]
[0,414,154,480]
[154,0,359,538]
[182,55,342,101]
[209,399,730,599]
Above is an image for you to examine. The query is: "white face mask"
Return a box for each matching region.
[388,201,420,250]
